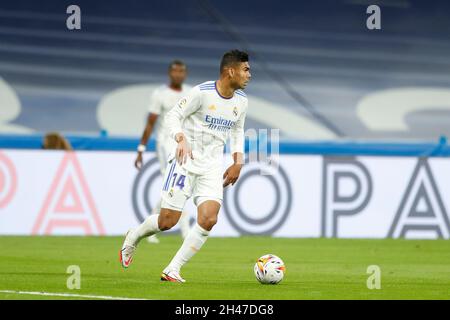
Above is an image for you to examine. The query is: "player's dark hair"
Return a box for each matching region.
[168,60,186,70]
[220,50,249,73]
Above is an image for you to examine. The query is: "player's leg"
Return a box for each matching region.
[147,141,168,243]
[120,159,192,268]
[161,199,220,282]
[151,198,190,240]
[147,200,161,243]
[161,168,222,282]
[148,199,189,242]
[163,140,192,239]
[120,208,181,268]
[129,208,181,243]
[178,209,191,239]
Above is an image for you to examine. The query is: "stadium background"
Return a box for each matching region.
[1,0,450,140]
[0,0,449,300]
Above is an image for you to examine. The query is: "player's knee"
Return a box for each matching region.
[158,210,180,231]
[199,215,217,230]
[158,218,177,231]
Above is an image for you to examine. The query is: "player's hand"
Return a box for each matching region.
[175,133,193,165]
[135,152,144,170]
[223,164,243,188]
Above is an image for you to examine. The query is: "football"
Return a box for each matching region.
[254,254,286,284]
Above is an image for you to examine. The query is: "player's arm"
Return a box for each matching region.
[135,113,158,169]
[223,105,247,187]
[223,152,244,187]
[165,87,201,165]
[135,90,161,170]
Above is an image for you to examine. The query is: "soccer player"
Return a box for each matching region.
[120,50,251,282]
[135,60,192,243]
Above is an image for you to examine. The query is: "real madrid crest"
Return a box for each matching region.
[233,106,238,117]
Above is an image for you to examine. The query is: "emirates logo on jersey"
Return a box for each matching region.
[205,115,236,132]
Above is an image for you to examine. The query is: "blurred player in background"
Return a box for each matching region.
[121,50,251,282]
[135,60,192,243]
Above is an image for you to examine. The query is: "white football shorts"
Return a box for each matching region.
[160,158,223,211]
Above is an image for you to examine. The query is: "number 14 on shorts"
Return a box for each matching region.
[171,173,185,189]
[163,163,186,191]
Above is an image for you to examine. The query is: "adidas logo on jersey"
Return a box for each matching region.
[178,98,187,108]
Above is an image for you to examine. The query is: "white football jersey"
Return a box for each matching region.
[148,84,192,143]
[164,80,248,174]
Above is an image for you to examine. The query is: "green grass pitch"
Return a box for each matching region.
[0,235,449,300]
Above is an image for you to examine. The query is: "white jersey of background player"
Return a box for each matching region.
[134,60,192,243]
[121,50,251,283]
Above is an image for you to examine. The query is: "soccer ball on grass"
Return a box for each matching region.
[254,254,286,284]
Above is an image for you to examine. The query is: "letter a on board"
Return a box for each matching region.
[32,153,105,235]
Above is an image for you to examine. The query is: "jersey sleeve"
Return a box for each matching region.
[148,88,162,115]
[230,99,248,155]
[164,86,202,140]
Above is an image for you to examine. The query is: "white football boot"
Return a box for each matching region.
[160,269,186,283]
[119,230,136,269]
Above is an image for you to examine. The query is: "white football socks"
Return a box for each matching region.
[128,214,161,246]
[165,223,209,273]
[154,199,190,239]
[151,200,161,216]
[147,201,162,242]
[178,210,191,239]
